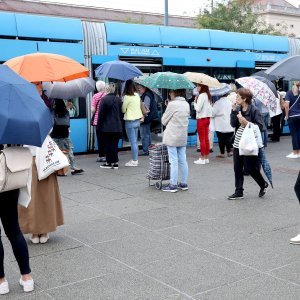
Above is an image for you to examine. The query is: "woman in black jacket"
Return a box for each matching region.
[97,83,123,169]
[228,88,268,200]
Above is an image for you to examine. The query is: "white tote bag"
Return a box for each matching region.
[252,123,264,149]
[35,136,69,181]
[239,123,259,156]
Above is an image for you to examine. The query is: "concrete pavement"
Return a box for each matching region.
[2,137,300,299]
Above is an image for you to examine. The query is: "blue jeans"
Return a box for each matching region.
[125,119,140,161]
[288,117,300,150]
[140,123,151,154]
[167,146,188,185]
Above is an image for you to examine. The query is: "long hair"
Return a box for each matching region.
[123,79,136,96]
[197,84,212,103]
[54,99,68,117]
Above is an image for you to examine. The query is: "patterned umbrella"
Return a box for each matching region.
[134,77,162,98]
[140,72,195,90]
[236,77,277,113]
[184,72,222,88]
[258,147,273,188]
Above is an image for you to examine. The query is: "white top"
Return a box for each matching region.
[212,97,234,133]
[194,93,212,119]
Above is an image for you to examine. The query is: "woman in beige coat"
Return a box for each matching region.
[161,89,190,193]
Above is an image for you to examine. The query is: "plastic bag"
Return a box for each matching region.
[239,123,258,156]
[36,136,69,180]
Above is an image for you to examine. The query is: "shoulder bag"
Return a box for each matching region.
[0,147,32,193]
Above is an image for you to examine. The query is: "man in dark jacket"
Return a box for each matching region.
[137,85,158,156]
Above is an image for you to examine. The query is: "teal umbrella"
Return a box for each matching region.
[140,72,195,90]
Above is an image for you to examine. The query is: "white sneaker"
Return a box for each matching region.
[39,234,49,244]
[290,234,300,244]
[30,235,39,244]
[125,160,138,167]
[205,159,209,164]
[0,280,9,295]
[194,158,206,165]
[19,278,34,293]
[286,153,299,159]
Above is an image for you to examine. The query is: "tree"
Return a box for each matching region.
[197,0,286,35]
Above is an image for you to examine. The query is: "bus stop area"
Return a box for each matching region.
[2,137,300,299]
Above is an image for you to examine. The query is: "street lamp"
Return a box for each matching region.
[164,0,168,26]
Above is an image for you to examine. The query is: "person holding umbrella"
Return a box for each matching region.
[0,65,54,295]
[136,84,158,156]
[228,88,269,200]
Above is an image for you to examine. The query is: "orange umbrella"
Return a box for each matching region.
[4,52,89,82]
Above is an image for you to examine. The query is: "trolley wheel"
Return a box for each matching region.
[155,181,162,190]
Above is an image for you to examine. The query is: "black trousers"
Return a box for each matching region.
[233,148,266,194]
[96,129,106,158]
[295,171,300,203]
[216,131,234,154]
[0,190,31,278]
[103,132,120,164]
[271,113,282,141]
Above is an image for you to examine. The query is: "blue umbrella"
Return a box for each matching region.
[95,60,143,81]
[209,83,232,97]
[0,65,53,147]
[258,147,273,188]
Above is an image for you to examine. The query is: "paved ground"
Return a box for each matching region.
[2,137,300,300]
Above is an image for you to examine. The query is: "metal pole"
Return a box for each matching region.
[164,0,168,26]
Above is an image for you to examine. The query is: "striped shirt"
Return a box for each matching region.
[233,126,245,149]
[91,92,106,126]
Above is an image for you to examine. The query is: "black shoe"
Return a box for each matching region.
[196,148,201,152]
[210,149,214,153]
[259,182,269,198]
[139,152,149,156]
[227,192,244,200]
[71,169,84,175]
[100,163,112,169]
[112,163,119,169]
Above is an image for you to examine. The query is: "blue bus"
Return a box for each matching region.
[0,12,295,152]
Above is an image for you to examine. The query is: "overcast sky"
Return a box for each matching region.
[31,0,214,16]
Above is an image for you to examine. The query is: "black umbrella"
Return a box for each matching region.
[265,55,300,81]
[253,70,279,81]
[252,75,278,98]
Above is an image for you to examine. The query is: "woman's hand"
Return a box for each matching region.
[237,112,248,126]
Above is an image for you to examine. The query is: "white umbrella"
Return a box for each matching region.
[43,77,95,99]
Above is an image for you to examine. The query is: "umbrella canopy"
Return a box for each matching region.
[265,55,300,81]
[258,147,273,188]
[43,77,95,99]
[95,60,143,81]
[0,65,53,147]
[252,75,278,98]
[184,72,222,88]
[140,72,195,90]
[134,76,162,98]
[236,77,277,113]
[4,52,89,82]
[253,70,279,81]
[209,83,232,97]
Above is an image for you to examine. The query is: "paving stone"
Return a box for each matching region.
[29,246,125,289]
[63,217,148,245]
[136,250,258,295]
[269,260,300,285]
[47,269,190,300]
[195,274,300,300]
[92,231,195,266]
[121,207,202,230]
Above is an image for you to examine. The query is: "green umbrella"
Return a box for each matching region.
[140,72,195,90]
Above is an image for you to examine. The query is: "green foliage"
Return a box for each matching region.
[197,0,286,35]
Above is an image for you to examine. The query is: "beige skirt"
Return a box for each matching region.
[18,160,64,234]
